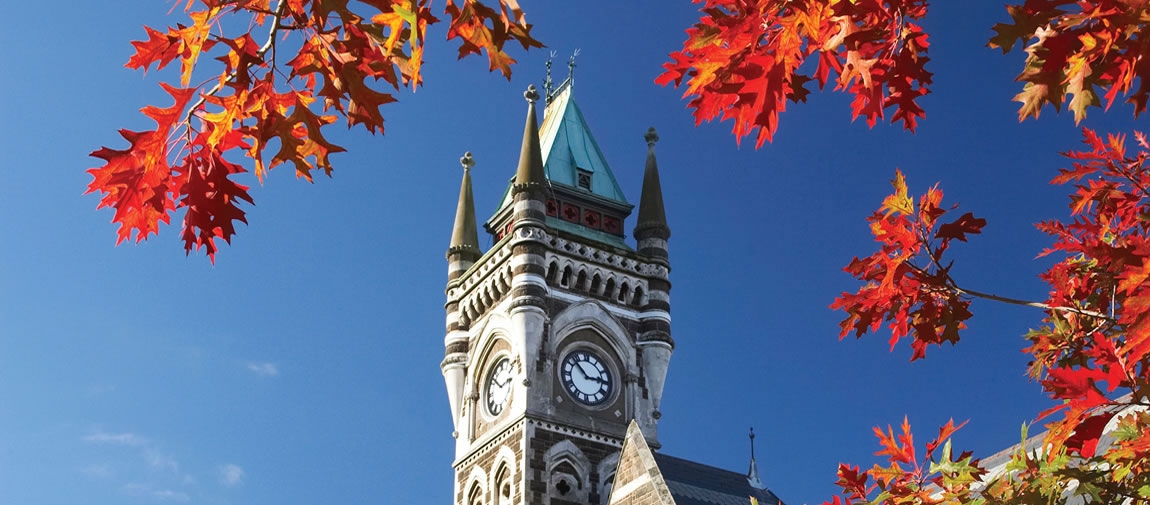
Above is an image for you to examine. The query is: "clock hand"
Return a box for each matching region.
[576,362,596,380]
[573,362,590,380]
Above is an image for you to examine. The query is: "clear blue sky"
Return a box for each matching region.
[1,2,1145,504]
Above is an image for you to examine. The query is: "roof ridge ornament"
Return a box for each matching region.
[567,48,580,89]
[747,427,766,490]
[544,50,557,104]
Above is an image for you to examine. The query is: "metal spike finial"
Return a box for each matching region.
[746,426,766,490]
[544,50,557,103]
[645,127,660,147]
[460,152,475,172]
[749,427,756,460]
[524,84,539,104]
[568,48,581,85]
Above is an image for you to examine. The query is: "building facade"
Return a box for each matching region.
[440,76,782,505]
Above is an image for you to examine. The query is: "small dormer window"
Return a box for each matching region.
[576,169,592,190]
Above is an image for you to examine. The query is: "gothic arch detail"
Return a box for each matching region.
[490,445,517,505]
[543,439,591,505]
[466,465,489,505]
[549,300,636,367]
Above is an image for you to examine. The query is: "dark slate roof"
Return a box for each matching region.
[653,453,784,505]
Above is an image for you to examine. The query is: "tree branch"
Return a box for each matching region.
[949,284,1115,321]
[183,0,288,125]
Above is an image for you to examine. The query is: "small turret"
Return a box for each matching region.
[447,152,482,281]
[513,85,547,195]
[443,152,479,434]
[634,127,670,258]
[635,127,673,426]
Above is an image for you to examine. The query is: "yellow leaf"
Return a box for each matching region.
[881,169,915,216]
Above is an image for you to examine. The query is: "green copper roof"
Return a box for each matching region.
[493,83,631,212]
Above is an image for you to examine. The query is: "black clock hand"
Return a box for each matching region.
[575,363,595,382]
[577,362,608,383]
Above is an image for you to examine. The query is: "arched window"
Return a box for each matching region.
[632,286,645,307]
[575,270,587,291]
[561,266,572,287]
[467,482,484,505]
[590,274,602,295]
[546,262,559,284]
[494,464,512,505]
[603,278,616,300]
[618,282,630,303]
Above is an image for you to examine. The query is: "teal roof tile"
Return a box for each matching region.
[493,83,630,213]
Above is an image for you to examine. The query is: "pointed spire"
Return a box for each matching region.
[748,427,766,490]
[513,85,546,192]
[635,127,670,239]
[449,152,480,256]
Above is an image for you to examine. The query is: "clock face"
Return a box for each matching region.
[485,357,513,416]
[560,350,613,406]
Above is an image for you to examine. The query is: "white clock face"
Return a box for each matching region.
[486,357,513,416]
[560,350,612,406]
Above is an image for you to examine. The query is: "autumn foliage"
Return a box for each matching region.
[659,0,1150,146]
[94,1,1150,503]
[87,0,540,261]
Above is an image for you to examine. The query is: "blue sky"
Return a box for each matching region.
[1,2,1147,504]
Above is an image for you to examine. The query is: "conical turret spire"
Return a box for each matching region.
[513,85,546,191]
[449,152,480,255]
[635,127,670,239]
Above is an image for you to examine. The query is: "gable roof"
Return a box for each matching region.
[654,453,784,505]
[609,421,785,505]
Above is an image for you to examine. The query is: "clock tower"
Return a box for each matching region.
[440,79,672,505]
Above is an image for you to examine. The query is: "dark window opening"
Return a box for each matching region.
[576,170,592,190]
[556,479,572,496]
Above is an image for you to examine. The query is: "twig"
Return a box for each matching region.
[183,0,288,125]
